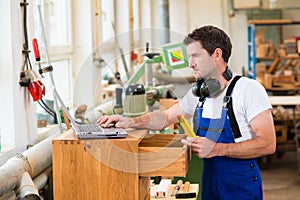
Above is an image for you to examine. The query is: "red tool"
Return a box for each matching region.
[29,80,46,101]
[29,38,45,101]
[32,38,41,61]
[32,38,44,76]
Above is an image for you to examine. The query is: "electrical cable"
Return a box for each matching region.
[22,0,29,52]
[37,101,56,118]
[26,54,33,70]
[21,0,32,70]
[26,56,31,72]
[38,99,59,124]
[20,0,57,123]
[40,99,56,116]
[22,54,27,71]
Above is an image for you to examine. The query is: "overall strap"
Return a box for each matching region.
[224,75,242,139]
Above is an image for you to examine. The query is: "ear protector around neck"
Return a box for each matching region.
[192,66,233,99]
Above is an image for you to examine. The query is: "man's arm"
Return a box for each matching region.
[216,109,276,158]
[131,103,182,130]
[183,109,276,159]
[98,103,185,130]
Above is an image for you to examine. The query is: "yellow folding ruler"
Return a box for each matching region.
[177,115,197,138]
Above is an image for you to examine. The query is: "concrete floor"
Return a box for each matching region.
[261,151,300,200]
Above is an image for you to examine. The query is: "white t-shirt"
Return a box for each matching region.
[179,75,272,142]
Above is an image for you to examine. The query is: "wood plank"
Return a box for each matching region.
[267,57,281,74]
[269,96,300,106]
[276,141,296,152]
[278,58,295,73]
[248,19,293,25]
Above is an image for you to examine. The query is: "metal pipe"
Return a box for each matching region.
[17,166,52,200]
[0,156,31,197]
[0,134,59,197]
[145,62,154,87]
[36,1,63,133]
[17,171,41,200]
[0,190,16,200]
[33,166,52,190]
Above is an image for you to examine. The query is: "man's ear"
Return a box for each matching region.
[213,48,223,60]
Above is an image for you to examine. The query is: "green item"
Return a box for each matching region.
[59,107,69,123]
[173,153,203,200]
[162,43,189,71]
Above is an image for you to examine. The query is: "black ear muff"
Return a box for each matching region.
[201,79,221,97]
[192,79,205,97]
[192,78,221,98]
[192,67,232,99]
[223,66,233,81]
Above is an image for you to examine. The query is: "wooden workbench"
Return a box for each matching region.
[52,129,190,200]
[269,95,300,106]
[269,95,300,174]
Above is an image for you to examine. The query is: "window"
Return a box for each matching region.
[0,0,73,165]
[98,0,141,84]
[101,0,115,42]
[33,0,73,127]
[34,0,72,50]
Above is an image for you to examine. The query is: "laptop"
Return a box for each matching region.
[52,88,127,139]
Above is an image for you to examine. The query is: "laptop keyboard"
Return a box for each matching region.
[77,124,104,132]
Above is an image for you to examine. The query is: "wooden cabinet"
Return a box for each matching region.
[52,129,190,200]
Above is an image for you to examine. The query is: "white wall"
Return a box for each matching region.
[228,13,248,74]
[168,0,248,75]
[0,0,37,163]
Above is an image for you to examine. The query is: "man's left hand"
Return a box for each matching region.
[181,137,217,158]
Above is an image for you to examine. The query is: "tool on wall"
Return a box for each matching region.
[19,0,60,126]
[19,0,41,88]
[32,37,53,75]
[19,0,47,103]
[32,37,58,120]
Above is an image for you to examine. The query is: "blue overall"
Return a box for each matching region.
[194,106,263,200]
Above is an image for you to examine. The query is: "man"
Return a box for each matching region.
[97,25,276,199]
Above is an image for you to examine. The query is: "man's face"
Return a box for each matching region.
[186,41,217,80]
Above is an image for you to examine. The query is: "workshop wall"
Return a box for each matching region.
[0,0,36,163]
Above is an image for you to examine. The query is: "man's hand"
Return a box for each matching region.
[181,137,217,158]
[97,115,132,129]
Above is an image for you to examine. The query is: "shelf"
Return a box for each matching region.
[248,19,300,25]
[269,95,300,106]
[256,55,300,60]
[247,19,300,79]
